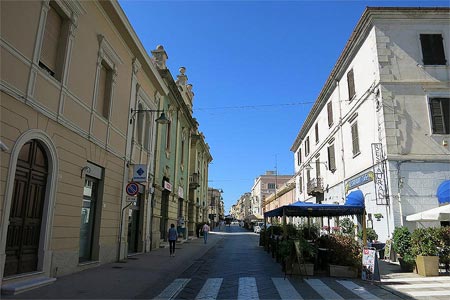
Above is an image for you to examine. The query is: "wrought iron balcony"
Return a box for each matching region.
[307,177,324,196]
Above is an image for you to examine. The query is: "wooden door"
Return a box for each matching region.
[4,140,48,276]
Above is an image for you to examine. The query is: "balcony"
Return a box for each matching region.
[189,172,200,189]
[307,177,324,196]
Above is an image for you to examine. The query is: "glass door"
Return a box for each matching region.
[79,177,97,262]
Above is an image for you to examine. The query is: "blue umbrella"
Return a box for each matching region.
[437,180,450,204]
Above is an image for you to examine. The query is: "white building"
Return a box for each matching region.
[291,7,450,243]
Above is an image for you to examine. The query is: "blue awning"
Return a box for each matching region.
[264,197,365,218]
[437,180,450,204]
[345,190,364,206]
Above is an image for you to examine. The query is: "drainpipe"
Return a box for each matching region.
[335,79,347,198]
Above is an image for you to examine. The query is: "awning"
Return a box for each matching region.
[345,190,364,206]
[406,204,450,222]
[264,197,365,218]
[437,180,450,204]
[245,214,263,221]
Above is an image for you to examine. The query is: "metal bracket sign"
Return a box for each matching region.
[132,164,147,182]
[126,182,139,196]
[371,143,389,205]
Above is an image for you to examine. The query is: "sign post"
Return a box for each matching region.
[362,247,380,281]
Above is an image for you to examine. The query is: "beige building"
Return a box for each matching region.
[263,177,296,213]
[0,0,211,293]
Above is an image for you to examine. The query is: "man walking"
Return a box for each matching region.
[168,223,177,257]
[202,223,210,244]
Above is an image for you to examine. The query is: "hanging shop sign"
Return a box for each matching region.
[371,143,389,205]
[164,180,172,191]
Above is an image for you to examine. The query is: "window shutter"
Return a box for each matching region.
[430,98,449,134]
[97,64,107,117]
[315,123,319,143]
[327,101,333,127]
[347,69,355,100]
[328,144,336,171]
[351,122,360,155]
[40,6,62,73]
[315,160,320,178]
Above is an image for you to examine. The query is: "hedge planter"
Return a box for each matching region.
[329,264,358,278]
[398,257,415,272]
[416,255,439,276]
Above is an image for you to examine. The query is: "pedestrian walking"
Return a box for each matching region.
[202,223,210,244]
[168,223,177,257]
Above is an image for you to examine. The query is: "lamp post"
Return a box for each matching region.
[118,108,169,261]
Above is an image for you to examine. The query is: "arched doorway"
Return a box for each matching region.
[4,140,48,276]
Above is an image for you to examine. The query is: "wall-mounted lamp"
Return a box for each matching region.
[129,108,170,125]
[304,161,328,170]
[81,166,91,178]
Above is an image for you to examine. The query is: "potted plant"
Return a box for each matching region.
[289,234,316,276]
[340,217,355,236]
[320,234,361,278]
[373,213,383,221]
[392,226,415,272]
[411,227,440,276]
[437,226,450,273]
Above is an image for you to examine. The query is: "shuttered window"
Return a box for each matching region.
[430,98,450,134]
[305,137,310,157]
[351,122,360,156]
[96,62,112,119]
[315,160,320,178]
[327,101,333,127]
[299,176,303,194]
[328,144,336,172]
[420,34,447,65]
[347,69,355,100]
[297,148,302,165]
[39,4,62,77]
[315,123,319,144]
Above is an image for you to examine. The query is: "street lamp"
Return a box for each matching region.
[304,161,328,170]
[130,108,170,124]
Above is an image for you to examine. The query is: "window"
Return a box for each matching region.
[166,120,171,151]
[315,159,320,178]
[299,176,303,194]
[315,123,319,144]
[297,148,302,166]
[420,34,446,65]
[181,140,185,165]
[327,101,333,127]
[96,61,112,119]
[268,183,276,190]
[305,136,310,157]
[39,2,67,79]
[347,69,355,100]
[351,122,360,156]
[328,144,336,172]
[137,104,144,145]
[430,98,450,134]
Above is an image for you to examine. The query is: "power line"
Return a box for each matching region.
[196,101,315,111]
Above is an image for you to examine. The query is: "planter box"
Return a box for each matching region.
[416,255,439,277]
[290,263,314,276]
[329,264,358,278]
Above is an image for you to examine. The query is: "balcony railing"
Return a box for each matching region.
[189,172,200,189]
[307,177,324,196]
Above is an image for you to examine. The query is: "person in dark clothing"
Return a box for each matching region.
[168,223,177,257]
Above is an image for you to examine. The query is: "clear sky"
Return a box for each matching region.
[119,0,448,213]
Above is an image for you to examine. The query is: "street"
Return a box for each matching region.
[4,224,450,300]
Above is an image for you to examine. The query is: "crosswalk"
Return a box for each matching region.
[154,277,383,300]
[381,276,450,299]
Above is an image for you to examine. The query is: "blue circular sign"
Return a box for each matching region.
[126,182,139,196]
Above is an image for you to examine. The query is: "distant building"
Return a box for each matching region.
[291,7,450,242]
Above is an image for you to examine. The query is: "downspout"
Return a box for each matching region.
[336,79,347,199]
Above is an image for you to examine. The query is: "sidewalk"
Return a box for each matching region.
[3,234,222,299]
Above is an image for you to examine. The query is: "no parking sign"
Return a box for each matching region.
[126,182,139,196]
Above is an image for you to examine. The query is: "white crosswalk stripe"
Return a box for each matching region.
[238,277,259,300]
[195,278,223,300]
[156,276,389,300]
[337,280,381,300]
[272,277,304,300]
[305,278,345,300]
[381,276,450,299]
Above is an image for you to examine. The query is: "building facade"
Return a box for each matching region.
[251,171,292,217]
[0,0,211,292]
[291,7,450,242]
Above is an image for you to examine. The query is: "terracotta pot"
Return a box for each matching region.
[415,255,439,276]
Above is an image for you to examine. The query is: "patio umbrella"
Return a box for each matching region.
[406,204,450,222]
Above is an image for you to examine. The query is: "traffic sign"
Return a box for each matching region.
[126,182,139,196]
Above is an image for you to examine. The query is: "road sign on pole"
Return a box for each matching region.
[126,182,139,196]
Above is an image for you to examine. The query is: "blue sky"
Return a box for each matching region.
[119,0,449,213]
